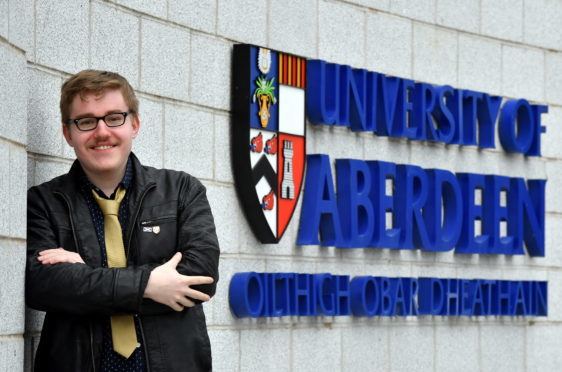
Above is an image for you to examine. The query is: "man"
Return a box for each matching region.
[26,70,220,371]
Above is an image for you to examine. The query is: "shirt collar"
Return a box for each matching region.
[79,157,134,199]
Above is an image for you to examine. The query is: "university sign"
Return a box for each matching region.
[230,44,549,318]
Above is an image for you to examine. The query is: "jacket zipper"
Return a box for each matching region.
[54,192,96,372]
[140,216,176,226]
[127,183,156,372]
[126,184,156,259]
[53,192,83,260]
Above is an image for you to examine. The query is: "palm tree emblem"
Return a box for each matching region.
[252,76,277,128]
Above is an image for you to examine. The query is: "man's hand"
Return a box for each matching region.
[38,248,85,264]
[144,252,214,312]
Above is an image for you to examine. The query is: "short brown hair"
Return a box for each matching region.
[60,70,139,125]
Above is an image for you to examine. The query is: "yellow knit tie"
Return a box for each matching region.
[92,186,138,359]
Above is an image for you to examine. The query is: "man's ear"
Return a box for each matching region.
[62,124,73,147]
[132,114,140,139]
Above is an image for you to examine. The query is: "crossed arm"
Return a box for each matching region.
[37,248,213,311]
[26,179,220,315]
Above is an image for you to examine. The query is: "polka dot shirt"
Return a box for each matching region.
[80,160,147,372]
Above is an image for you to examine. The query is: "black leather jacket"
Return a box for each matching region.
[26,153,220,372]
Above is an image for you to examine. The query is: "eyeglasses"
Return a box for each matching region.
[68,112,130,131]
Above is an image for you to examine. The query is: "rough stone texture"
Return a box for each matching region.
[389,0,436,23]
[113,0,166,19]
[0,142,27,239]
[545,161,562,213]
[542,106,562,160]
[27,68,63,156]
[545,53,562,106]
[481,0,523,42]
[412,23,457,86]
[164,104,214,180]
[190,34,231,110]
[217,0,267,46]
[523,0,562,51]
[408,141,456,171]
[435,326,479,372]
[0,240,25,335]
[480,325,526,372]
[0,1,8,39]
[341,326,389,371]
[133,95,163,168]
[548,270,562,321]
[269,0,318,59]
[543,214,562,267]
[9,144,26,239]
[292,327,341,371]
[458,34,502,95]
[364,135,410,164]
[140,19,190,101]
[0,141,11,237]
[309,126,364,160]
[389,326,434,371]
[205,184,240,255]
[240,329,290,371]
[0,337,24,371]
[318,1,365,69]
[213,114,232,183]
[436,0,479,33]
[0,41,27,145]
[502,45,544,103]
[35,0,89,73]
[527,324,562,371]
[347,0,389,10]
[91,2,140,89]
[207,329,239,372]
[32,158,73,186]
[168,0,217,33]
[211,258,265,325]
[8,0,34,55]
[365,12,412,78]
[26,155,35,189]
[62,130,76,160]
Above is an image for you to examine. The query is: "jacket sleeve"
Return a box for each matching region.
[26,187,151,316]
[138,175,220,315]
[175,176,220,297]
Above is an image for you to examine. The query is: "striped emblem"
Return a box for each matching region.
[278,54,307,88]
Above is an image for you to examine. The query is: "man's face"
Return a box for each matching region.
[63,89,140,180]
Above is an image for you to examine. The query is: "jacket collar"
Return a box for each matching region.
[55,152,156,265]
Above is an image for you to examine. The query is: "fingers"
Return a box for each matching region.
[176,296,196,309]
[179,275,214,302]
[169,301,184,312]
[38,248,64,256]
[168,295,196,312]
[165,252,182,269]
[185,288,211,303]
[38,248,84,264]
[183,276,214,286]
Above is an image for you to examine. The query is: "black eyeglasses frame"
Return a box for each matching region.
[68,112,130,131]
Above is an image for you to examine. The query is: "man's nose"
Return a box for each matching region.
[93,118,111,136]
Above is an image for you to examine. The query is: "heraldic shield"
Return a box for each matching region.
[232,44,306,243]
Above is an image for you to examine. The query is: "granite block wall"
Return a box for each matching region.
[0,0,560,370]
